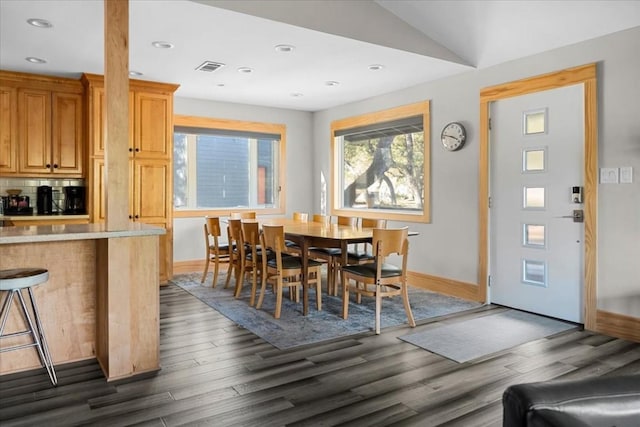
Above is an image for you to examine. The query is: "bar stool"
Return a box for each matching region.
[0,268,57,386]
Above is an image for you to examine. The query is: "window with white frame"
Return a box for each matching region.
[173,116,285,213]
[331,101,430,222]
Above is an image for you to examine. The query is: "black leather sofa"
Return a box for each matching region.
[502,374,640,426]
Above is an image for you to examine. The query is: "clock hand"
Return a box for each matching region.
[444,135,460,142]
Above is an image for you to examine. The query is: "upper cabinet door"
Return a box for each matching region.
[134,92,171,159]
[18,88,51,174]
[0,86,17,174]
[52,91,83,175]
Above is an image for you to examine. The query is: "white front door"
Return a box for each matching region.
[490,84,584,323]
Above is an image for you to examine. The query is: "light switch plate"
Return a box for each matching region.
[620,166,633,184]
[600,168,619,184]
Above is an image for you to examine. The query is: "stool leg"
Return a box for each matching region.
[0,291,15,336]
[17,289,58,386]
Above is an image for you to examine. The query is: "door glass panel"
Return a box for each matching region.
[523,109,547,134]
[522,259,546,286]
[523,148,546,172]
[523,224,545,247]
[523,187,545,209]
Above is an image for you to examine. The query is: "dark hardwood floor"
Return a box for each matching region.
[1,284,639,426]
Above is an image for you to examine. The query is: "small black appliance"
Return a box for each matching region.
[37,185,53,215]
[3,194,33,215]
[63,186,86,214]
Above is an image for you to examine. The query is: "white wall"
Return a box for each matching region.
[172,98,313,262]
[173,27,639,318]
[312,26,640,317]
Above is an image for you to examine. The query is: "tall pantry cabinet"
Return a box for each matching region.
[82,73,179,283]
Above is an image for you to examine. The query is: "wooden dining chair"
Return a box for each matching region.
[312,214,330,226]
[225,218,245,290]
[285,211,310,255]
[292,211,309,222]
[341,227,416,334]
[347,218,388,265]
[239,220,267,306]
[310,215,357,296]
[257,224,322,319]
[230,211,256,219]
[201,216,231,287]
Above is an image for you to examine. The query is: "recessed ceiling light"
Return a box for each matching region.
[368,64,384,71]
[290,92,304,98]
[275,44,295,53]
[237,67,253,74]
[25,57,47,64]
[325,81,340,86]
[27,18,52,28]
[152,41,174,49]
[129,70,143,77]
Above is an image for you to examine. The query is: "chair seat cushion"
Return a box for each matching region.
[267,256,322,269]
[210,244,231,254]
[246,249,275,261]
[341,262,402,279]
[347,250,374,262]
[310,247,342,256]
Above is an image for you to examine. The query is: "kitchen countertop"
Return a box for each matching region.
[0,222,165,244]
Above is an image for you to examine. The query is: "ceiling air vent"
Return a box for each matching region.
[195,61,225,72]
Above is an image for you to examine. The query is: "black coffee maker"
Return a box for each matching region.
[37,186,53,215]
[63,186,86,214]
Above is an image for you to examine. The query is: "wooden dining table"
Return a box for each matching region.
[260,218,375,316]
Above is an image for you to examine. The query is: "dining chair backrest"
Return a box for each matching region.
[312,214,330,226]
[372,227,409,259]
[360,218,387,229]
[261,224,286,256]
[230,211,256,219]
[336,216,357,227]
[241,220,261,247]
[205,216,222,238]
[292,212,309,222]
[227,218,244,250]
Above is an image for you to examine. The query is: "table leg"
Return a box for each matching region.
[301,238,309,316]
[341,240,349,319]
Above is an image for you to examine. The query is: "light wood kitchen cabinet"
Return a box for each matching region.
[82,73,179,283]
[0,85,17,174]
[0,71,84,178]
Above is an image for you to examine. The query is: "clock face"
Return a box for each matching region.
[441,122,466,151]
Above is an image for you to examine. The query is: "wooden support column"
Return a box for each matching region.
[104,0,129,230]
[97,0,157,381]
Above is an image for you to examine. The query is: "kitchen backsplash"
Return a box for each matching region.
[1,177,85,213]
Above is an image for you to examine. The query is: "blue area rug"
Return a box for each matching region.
[171,272,483,349]
[400,309,577,363]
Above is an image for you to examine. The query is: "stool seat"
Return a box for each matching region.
[0,268,49,290]
[0,267,57,386]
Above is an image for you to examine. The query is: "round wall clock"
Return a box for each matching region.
[441,122,467,151]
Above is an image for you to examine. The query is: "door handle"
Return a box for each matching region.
[556,209,583,223]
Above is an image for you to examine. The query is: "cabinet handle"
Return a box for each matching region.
[53,164,59,169]
[135,148,140,152]
[46,164,51,168]
[129,148,133,152]
[129,215,133,219]
[134,215,139,219]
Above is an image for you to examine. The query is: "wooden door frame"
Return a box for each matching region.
[478,63,598,329]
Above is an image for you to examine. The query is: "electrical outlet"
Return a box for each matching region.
[620,167,633,184]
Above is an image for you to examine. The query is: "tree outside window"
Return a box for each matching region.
[331,101,430,222]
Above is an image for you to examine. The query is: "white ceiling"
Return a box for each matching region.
[1,0,639,112]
